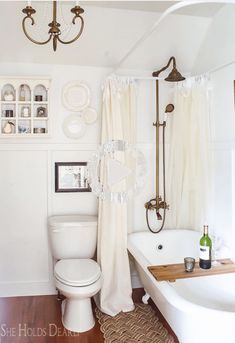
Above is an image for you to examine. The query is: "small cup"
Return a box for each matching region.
[5,109,14,117]
[35,95,43,102]
[184,257,195,272]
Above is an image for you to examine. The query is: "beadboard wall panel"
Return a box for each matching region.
[0,150,54,296]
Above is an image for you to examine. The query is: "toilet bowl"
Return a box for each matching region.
[54,259,101,333]
[48,215,101,333]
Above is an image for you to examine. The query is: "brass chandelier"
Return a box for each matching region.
[22,1,84,52]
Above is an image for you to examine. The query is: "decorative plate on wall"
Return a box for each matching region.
[83,107,98,125]
[62,81,91,111]
[63,114,86,139]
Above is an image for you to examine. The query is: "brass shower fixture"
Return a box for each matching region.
[152,56,185,82]
[145,57,185,233]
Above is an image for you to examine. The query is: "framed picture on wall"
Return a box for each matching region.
[55,162,91,193]
[234,80,235,106]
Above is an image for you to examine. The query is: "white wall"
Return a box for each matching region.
[194,4,235,75]
[209,64,235,252]
[0,62,108,296]
[194,4,235,254]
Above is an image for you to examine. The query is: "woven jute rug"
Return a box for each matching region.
[95,303,175,343]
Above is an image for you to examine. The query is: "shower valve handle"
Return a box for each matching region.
[159,201,169,210]
[144,198,169,211]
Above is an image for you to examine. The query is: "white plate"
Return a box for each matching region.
[62,81,90,111]
[63,114,86,139]
[83,107,98,125]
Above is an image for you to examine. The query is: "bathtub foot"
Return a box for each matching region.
[142,291,150,304]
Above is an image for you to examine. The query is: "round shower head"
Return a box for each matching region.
[152,57,185,82]
[165,67,185,82]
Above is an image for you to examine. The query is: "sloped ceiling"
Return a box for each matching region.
[0,1,226,74]
[85,1,224,17]
[194,4,235,74]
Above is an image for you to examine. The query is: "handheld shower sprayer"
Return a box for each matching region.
[165,103,174,113]
[145,57,184,234]
[164,103,174,122]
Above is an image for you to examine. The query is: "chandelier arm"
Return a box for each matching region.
[22,17,53,45]
[21,2,85,50]
[57,16,84,45]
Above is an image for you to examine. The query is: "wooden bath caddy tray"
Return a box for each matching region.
[148,259,235,282]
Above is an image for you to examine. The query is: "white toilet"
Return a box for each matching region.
[48,215,101,333]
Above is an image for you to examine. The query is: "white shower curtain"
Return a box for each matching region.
[96,77,136,316]
[167,76,212,231]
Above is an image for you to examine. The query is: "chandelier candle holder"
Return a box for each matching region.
[22,1,84,51]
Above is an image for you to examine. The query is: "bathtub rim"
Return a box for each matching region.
[128,229,235,318]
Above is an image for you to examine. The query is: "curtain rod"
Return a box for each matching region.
[112,0,235,73]
[110,76,164,80]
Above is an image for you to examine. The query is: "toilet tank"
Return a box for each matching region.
[48,215,98,259]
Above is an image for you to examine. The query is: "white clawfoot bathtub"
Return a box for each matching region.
[128,229,235,343]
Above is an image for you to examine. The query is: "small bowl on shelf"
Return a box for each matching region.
[4,92,14,101]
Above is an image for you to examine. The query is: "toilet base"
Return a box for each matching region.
[61,298,95,333]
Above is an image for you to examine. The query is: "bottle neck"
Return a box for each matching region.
[203,225,208,236]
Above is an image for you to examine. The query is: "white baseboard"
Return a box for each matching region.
[0,275,142,297]
[0,281,56,297]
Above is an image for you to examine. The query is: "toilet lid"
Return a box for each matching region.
[54,259,101,287]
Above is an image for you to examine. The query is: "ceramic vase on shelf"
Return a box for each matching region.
[20,85,26,101]
[21,106,30,117]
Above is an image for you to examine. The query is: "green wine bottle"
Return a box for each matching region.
[199,225,212,269]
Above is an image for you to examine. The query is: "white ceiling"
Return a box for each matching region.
[0,1,230,72]
[84,1,224,17]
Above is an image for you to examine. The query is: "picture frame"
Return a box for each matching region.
[234,80,235,106]
[55,162,91,193]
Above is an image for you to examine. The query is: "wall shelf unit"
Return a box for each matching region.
[0,77,51,137]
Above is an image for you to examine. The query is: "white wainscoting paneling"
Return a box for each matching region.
[0,150,55,296]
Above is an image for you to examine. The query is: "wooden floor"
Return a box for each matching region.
[0,290,179,343]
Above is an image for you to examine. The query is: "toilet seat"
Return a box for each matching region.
[55,259,101,287]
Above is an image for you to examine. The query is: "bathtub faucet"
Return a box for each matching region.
[156,212,162,220]
[144,197,169,217]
